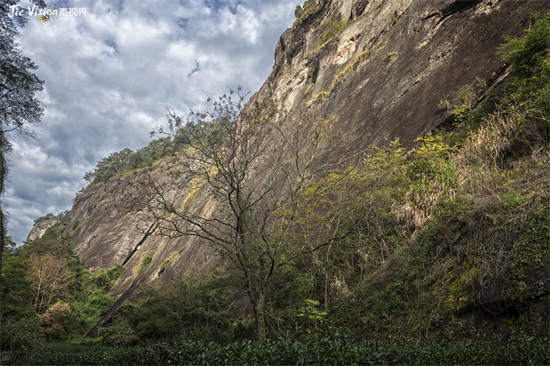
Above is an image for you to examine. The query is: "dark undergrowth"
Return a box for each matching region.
[20,334,549,366]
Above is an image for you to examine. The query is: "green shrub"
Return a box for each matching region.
[25,335,550,365]
[296,299,328,334]
[90,264,124,292]
[386,51,398,63]
[295,0,314,22]
[0,317,45,363]
[321,19,350,44]
[138,254,153,273]
[508,200,550,296]
[120,274,233,342]
[294,5,303,18]
[501,192,525,210]
[83,137,175,184]
[102,321,140,347]
[499,13,550,78]
[70,292,115,333]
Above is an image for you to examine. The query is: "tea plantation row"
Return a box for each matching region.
[25,335,549,365]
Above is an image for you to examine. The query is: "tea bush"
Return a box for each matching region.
[26,334,549,365]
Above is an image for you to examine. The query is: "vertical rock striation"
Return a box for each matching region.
[44,0,547,298]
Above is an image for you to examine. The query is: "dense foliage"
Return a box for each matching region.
[0,216,124,362]
[83,137,174,184]
[109,11,549,345]
[0,0,46,306]
[1,13,548,366]
[25,335,550,366]
[114,273,235,343]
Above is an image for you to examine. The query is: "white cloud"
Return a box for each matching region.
[4,0,297,244]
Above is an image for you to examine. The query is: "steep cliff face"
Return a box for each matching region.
[25,218,58,242]
[67,163,221,296]
[53,0,546,298]
[258,0,545,153]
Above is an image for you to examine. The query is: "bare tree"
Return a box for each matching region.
[126,89,347,342]
[28,253,74,314]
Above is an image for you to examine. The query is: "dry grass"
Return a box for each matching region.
[398,181,455,231]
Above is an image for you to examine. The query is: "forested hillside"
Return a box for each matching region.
[1,1,548,364]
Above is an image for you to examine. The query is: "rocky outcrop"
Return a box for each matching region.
[26,219,58,242]
[59,0,547,297]
[66,163,220,296]
[259,0,546,155]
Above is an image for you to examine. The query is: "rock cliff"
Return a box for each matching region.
[30,0,548,299]
[26,218,58,242]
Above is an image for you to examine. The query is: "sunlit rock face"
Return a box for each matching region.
[53,0,546,296]
[26,219,58,242]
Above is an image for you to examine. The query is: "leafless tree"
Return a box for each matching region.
[125,89,349,342]
[28,253,74,314]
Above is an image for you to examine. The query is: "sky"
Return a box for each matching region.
[4,0,298,244]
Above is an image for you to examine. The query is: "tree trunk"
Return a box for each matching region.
[255,290,267,343]
[0,135,5,279]
[324,242,332,311]
[0,207,4,278]
[0,155,3,324]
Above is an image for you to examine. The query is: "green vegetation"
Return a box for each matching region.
[81,111,241,188]
[115,273,235,343]
[331,64,355,89]
[356,47,374,61]
[305,17,353,61]
[138,255,153,273]
[294,1,313,22]
[320,19,350,44]
[24,335,550,366]
[0,0,45,316]
[2,14,549,365]
[330,41,387,91]
[0,317,44,364]
[308,90,330,105]
[448,77,486,122]
[83,137,174,184]
[499,12,550,78]
[386,51,398,63]
[0,217,125,362]
[33,211,67,225]
[119,14,548,348]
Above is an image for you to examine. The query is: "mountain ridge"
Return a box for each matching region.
[26,0,549,341]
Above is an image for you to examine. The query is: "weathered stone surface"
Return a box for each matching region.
[51,0,547,297]
[261,0,547,157]
[66,163,220,296]
[26,219,57,242]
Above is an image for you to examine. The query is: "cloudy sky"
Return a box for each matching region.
[5,0,297,244]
